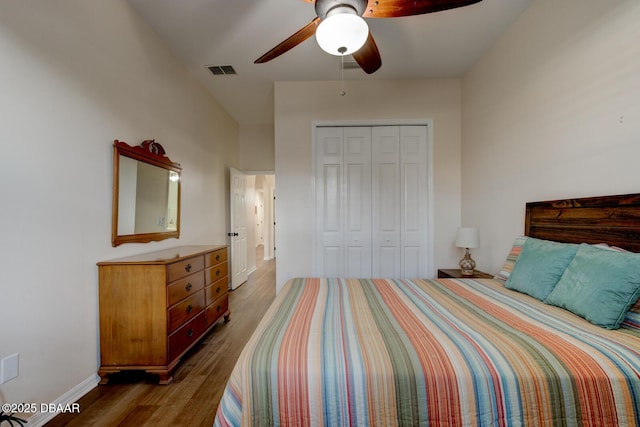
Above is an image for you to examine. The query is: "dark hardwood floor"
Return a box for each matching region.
[46,246,276,427]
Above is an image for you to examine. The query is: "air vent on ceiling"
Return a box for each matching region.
[207,65,236,75]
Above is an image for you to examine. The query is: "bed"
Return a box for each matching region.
[214,193,640,426]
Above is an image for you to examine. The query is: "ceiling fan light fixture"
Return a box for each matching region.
[316,6,368,56]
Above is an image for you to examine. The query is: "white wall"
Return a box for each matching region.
[462,0,640,274]
[274,79,462,292]
[0,1,238,422]
[239,124,275,171]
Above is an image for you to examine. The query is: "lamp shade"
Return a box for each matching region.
[316,9,369,56]
[455,227,479,249]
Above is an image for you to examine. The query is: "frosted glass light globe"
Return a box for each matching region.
[316,13,368,56]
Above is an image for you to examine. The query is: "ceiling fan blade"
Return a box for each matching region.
[364,0,482,18]
[255,17,321,63]
[352,32,381,74]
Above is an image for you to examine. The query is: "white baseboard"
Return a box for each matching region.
[26,374,99,426]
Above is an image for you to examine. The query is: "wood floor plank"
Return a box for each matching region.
[45,247,276,427]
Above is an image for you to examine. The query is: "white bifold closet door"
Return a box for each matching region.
[315,125,428,278]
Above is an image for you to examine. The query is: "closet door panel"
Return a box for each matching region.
[324,164,341,232]
[400,126,428,277]
[344,127,372,277]
[402,247,421,278]
[377,246,399,278]
[323,246,342,277]
[316,128,345,276]
[372,127,401,278]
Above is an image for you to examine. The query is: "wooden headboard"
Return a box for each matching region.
[525,193,640,252]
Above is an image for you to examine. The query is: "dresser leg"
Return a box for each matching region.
[156,372,174,385]
[98,372,111,385]
[224,311,231,322]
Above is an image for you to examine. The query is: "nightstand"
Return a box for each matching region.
[437,269,493,279]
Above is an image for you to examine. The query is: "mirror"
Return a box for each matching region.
[111,139,181,246]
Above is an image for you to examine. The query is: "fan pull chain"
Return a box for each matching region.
[339,47,346,96]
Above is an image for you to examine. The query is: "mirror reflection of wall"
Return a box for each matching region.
[117,156,178,235]
[167,171,179,231]
[134,161,169,233]
[117,156,138,235]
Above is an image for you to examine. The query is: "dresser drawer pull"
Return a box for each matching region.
[185,263,192,272]
[185,283,193,291]
[186,304,193,313]
[216,305,221,312]
[216,254,221,261]
[187,328,194,337]
[216,287,221,294]
[216,269,221,277]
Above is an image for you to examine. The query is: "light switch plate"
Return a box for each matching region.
[0,353,19,384]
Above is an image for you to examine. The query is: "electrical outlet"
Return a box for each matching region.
[0,353,19,384]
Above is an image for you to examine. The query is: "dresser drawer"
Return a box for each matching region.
[205,280,227,305]
[167,256,204,282]
[205,248,228,268]
[167,271,205,306]
[168,312,205,362]
[205,262,228,286]
[168,291,205,333]
[206,294,229,328]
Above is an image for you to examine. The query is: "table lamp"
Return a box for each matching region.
[455,227,479,276]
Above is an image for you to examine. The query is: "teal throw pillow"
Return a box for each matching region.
[544,243,640,329]
[505,237,578,300]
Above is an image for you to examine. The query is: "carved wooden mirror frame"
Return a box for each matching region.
[111,139,182,246]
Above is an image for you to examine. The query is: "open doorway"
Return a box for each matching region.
[250,174,275,267]
[230,171,275,290]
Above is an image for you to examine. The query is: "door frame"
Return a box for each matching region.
[310,119,435,278]
[229,170,276,290]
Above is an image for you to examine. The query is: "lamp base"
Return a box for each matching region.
[459,248,476,276]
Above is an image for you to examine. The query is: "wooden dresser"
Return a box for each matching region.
[97,245,229,384]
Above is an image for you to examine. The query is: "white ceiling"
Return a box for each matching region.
[128,0,532,126]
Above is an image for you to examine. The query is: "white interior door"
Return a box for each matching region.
[399,126,429,278]
[372,126,401,277]
[230,168,248,289]
[255,189,264,246]
[316,127,345,276]
[344,127,372,277]
[316,127,372,277]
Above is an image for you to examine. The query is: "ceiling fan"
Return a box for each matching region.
[255,0,483,74]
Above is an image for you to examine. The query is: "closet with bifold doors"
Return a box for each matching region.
[314,125,430,279]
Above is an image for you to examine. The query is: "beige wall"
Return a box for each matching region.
[239,124,275,172]
[462,0,640,274]
[274,79,462,292]
[0,1,238,422]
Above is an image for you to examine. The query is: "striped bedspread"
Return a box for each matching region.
[214,278,640,426]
